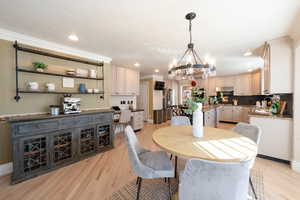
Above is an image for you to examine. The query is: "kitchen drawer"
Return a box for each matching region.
[61,116,93,129]
[133,111,143,117]
[93,113,112,123]
[14,120,60,136]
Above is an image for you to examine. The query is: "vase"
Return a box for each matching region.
[192,103,204,138]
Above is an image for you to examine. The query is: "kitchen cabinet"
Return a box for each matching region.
[112,66,140,96]
[219,106,250,123]
[251,70,261,95]
[234,73,252,96]
[131,111,144,131]
[205,70,261,96]
[219,106,233,122]
[262,37,293,94]
[250,116,293,161]
[204,109,216,127]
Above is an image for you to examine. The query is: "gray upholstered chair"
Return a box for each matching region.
[179,159,251,200]
[170,116,191,178]
[124,126,174,200]
[114,109,132,134]
[232,122,262,200]
[171,116,191,126]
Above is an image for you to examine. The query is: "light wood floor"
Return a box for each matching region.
[0,122,300,200]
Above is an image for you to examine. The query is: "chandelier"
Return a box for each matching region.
[168,12,216,80]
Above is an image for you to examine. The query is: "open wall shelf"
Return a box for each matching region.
[14,44,104,67]
[18,68,104,81]
[19,90,104,95]
[13,41,105,102]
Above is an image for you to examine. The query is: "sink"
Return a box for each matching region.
[254,109,272,115]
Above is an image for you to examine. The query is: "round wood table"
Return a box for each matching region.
[152,126,258,162]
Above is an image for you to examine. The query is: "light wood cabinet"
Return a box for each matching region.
[234,74,252,96]
[206,70,261,96]
[204,109,216,127]
[251,70,261,95]
[111,66,140,96]
[262,37,293,94]
[219,106,250,123]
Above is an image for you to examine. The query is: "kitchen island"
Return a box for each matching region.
[9,109,114,184]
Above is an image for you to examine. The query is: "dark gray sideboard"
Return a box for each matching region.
[9,110,114,184]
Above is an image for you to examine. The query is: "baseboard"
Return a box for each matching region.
[147,119,153,124]
[291,160,300,173]
[0,162,12,177]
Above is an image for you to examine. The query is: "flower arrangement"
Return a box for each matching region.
[184,83,208,115]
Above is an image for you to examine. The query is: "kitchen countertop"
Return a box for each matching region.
[113,109,144,114]
[202,105,220,112]
[8,109,114,123]
[248,112,293,120]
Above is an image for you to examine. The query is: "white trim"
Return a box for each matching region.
[0,162,12,177]
[291,160,300,173]
[0,28,112,63]
[147,119,154,124]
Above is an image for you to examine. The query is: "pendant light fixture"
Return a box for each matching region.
[168,12,216,80]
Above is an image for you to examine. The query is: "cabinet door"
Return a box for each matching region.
[19,135,50,177]
[252,70,261,95]
[232,107,242,122]
[78,125,97,157]
[242,107,250,123]
[222,107,233,122]
[96,124,113,150]
[263,46,271,94]
[50,130,76,167]
[116,67,127,95]
[208,77,216,96]
[126,69,140,95]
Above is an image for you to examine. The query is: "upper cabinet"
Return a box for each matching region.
[234,73,252,96]
[262,37,293,94]
[201,70,261,96]
[111,66,140,96]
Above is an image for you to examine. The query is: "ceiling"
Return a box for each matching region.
[0,0,300,77]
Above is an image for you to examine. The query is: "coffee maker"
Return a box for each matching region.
[61,97,81,114]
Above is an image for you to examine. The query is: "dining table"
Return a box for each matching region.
[152,125,258,163]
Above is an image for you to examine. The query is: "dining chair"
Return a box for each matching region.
[178,159,251,200]
[170,116,191,178]
[232,122,262,200]
[114,109,132,134]
[171,116,191,126]
[124,126,174,200]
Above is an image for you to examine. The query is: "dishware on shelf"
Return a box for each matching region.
[93,88,99,93]
[49,105,60,115]
[87,88,93,93]
[79,83,86,93]
[28,81,39,90]
[45,83,55,91]
[66,68,76,76]
[89,69,97,78]
[76,69,88,77]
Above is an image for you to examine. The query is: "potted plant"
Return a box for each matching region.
[32,62,48,72]
[184,85,208,138]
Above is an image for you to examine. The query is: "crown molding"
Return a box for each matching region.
[0,28,112,63]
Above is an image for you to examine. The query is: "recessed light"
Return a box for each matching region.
[248,69,253,72]
[68,34,79,41]
[244,50,252,56]
[154,69,159,73]
[134,62,140,67]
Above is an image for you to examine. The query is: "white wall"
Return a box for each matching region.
[153,75,164,110]
[111,96,136,110]
[292,44,300,172]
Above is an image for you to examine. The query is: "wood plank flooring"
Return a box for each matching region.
[0,122,300,200]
